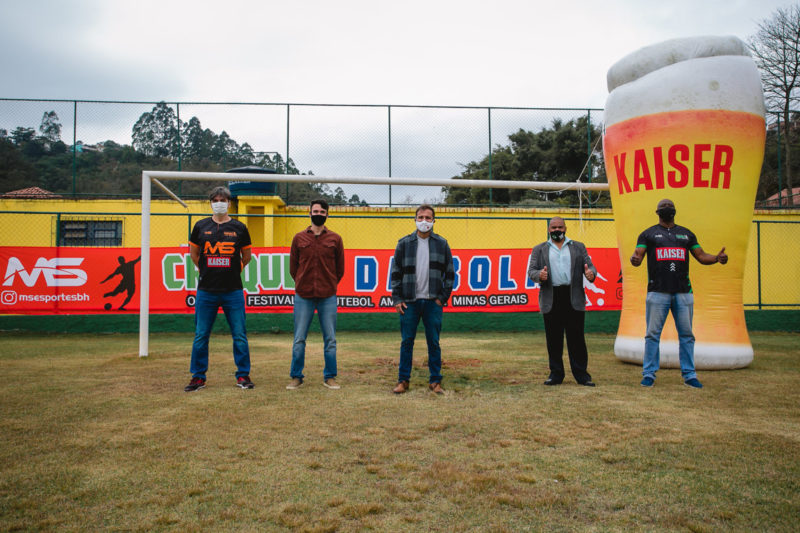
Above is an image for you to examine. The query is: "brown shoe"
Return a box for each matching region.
[429,382,444,394]
[323,378,340,390]
[392,380,409,394]
[285,378,303,390]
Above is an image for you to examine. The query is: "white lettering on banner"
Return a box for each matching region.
[17,293,90,303]
[655,247,686,261]
[2,257,88,287]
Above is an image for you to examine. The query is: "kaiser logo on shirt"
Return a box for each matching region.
[655,247,686,261]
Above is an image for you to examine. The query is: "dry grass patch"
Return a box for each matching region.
[0,330,798,530]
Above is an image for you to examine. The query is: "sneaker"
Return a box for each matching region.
[392,380,409,394]
[428,382,444,394]
[184,377,206,392]
[640,376,655,387]
[237,376,254,389]
[684,378,703,389]
[323,378,340,390]
[286,378,303,390]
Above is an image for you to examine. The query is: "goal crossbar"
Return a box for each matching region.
[138,170,610,356]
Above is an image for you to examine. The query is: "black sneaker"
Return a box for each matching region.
[184,377,206,392]
[237,376,255,389]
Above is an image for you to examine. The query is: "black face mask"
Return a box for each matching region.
[657,207,676,221]
[549,230,565,242]
[311,214,327,226]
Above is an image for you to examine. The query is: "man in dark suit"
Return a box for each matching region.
[527,217,597,387]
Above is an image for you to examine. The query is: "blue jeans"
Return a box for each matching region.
[190,289,250,379]
[398,299,443,383]
[643,291,696,381]
[291,294,338,380]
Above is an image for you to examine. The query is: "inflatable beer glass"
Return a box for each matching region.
[603,36,766,369]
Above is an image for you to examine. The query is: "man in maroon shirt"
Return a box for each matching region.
[286,199,345,390]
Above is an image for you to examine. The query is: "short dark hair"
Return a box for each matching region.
[208,186,232,202]
[415,204,435,218]
[310,198,329,211]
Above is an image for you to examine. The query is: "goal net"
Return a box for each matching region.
[139,170,608,357]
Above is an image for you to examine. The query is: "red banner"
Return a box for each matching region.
[0,246,622,314]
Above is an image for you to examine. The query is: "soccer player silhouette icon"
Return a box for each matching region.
[101,255,141,310]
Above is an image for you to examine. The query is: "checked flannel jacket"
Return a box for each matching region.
[390,231,455,305]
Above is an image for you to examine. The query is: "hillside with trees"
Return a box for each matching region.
[442,116,607,206]
[0,102,365,205]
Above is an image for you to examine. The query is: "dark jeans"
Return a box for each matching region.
[190,289,250,380]
[398,299,443,383]
[542,286,591,384]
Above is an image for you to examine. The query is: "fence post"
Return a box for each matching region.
[587,109,593,206]
[756,221,762,310]
[72,101,77,196]
[388,105,392,207]
[176,102,182,196]
[286,104,291,203]
[488,107,493,205]
[55,213,61,247]
[777,113,783,208]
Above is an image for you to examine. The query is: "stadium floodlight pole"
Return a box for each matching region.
[138,170,609,357]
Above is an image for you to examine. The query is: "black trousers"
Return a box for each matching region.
[542,286,591,384]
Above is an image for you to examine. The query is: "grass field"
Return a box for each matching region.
[1,330,798,532]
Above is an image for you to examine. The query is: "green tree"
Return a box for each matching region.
[180,116,211,161]
[443,116,605,206]
[39,111,62,144]
[132,102,179,158]
[750,4,800,205]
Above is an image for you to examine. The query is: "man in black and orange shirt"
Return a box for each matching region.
[630,198,728,389]
[286,199,345,390]
[184,186,254,392]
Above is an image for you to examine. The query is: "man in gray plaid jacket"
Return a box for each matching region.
[390,204,455,395]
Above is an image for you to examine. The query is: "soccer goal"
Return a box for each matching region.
[138,170,609,357]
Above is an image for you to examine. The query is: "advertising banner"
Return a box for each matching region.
[1,246,622,314]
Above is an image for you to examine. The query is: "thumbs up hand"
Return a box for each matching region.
[717,247,728,264]
[539,266,548,281]
[584,263,596,282]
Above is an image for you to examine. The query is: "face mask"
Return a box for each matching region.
[311,214,327,226]
[549,230,564,241]
[416,220,433,233]
[211,201,228,215]
[657,207,676,220]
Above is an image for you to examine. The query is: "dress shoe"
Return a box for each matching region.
[543,378,562,386]
[580,381,596,387]
[392,380,409,394]
[428,382,444,394]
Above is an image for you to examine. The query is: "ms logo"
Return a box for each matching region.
[3,257,88,287]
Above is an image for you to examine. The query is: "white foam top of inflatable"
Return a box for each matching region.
[604,36,765,127]
[607,35,749,92]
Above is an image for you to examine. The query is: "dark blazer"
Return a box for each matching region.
[527,239,596,313]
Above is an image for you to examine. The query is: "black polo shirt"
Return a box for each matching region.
[189,217,252,292]
[636,224,700,294]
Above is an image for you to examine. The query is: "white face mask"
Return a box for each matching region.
[416,220,433,233]
[211,201,228,215]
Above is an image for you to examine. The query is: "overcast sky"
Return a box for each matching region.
[0,0,791,108]
[0,0,792,203]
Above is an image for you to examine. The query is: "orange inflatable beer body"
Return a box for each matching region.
[603,36,766,369]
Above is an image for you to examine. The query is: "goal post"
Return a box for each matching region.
[138,170,609,357]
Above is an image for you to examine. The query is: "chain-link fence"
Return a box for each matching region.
[0,209,798,310]
[0,98,604,206]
